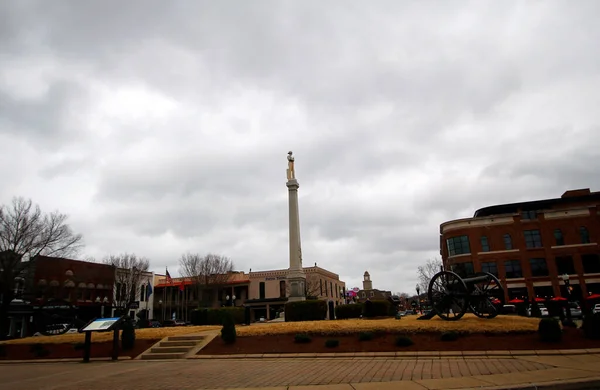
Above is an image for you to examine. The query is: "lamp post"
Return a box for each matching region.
[158,300,163,322]
[415,284,421,314]
[561,274,575,326]
[226,295,236,307]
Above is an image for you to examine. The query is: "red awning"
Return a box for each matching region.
[586,293,600,300]
[551,296,567,301]
[534,297,545,302]
[508,298,524,304]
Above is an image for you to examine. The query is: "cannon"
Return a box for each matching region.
[427,270,505,321]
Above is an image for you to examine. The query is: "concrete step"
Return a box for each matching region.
[151,346,192,354]
[168,335,205,342]
[159,340,197,347]
[141,352,186,360]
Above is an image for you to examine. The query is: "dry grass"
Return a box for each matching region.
[0,326,221,345]
[237,314,539,336]
[1,315,539,345]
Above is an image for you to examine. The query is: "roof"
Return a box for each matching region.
[154,279,250,288]
[473,188,600,218]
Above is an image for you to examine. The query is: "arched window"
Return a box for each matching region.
[554,229,564,246]
[580,227,590,244]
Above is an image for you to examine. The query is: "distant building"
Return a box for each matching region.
[111,268,154,320]
[440,188,600,302]
[356,271,392,302]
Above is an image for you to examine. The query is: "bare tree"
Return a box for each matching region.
[0,197,83,337]
[179,253,234,306]
[103,253,150,312]
[416,257,443,293]
[304,274,321,299]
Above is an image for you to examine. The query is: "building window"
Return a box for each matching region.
[259,282,265,299]
[524,230,542,248]
[446,235,470,256]
[279,280,286,298]
[580,227,590,244]
[481,262,498,277]
[330,282,333,297]
[503,234,513,250]
[325,281,328,296]
[451,262,474,278]
[361,292,366,298]
[529,258,549,277]
[140,285,146,302]
[555,256,575,275]
[521,210,537,220]
[582,254,600,274]
[335,284,338,298]
[370,291,375,298]
[320,279,323,295]
[554,229,564,246]
[480,236,490,252]
[504,260,522,279]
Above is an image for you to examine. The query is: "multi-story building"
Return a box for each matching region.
[111,268,154,320]
[356,271,393,302]
[439,188,600,302]
[152,265,345,322]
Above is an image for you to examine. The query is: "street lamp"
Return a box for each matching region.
[226,295,236,307]
[561,274,575,326]
[415,284,421,314]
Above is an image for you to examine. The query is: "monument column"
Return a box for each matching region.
[286,151,306,302]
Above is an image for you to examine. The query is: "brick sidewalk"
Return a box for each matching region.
[3,354,599,390]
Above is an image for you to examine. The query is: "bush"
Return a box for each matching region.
[220,311,236,344]
[395,335,414,347]
[582,313,600,339]
[358,331,374,341]
[325,339,340,348]
[294,333,312,343]
[440,331,459,342]
[30,343,50,357]
[363,300,392,318]
[190,307,245,325]
[538,318,562,343]
[121,317,136,350]
[73,342,86,351]
[285,300,327,322]
[0,345,6,357]
[335,304,364,319]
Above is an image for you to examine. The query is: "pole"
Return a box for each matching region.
[111,328,119,361]
[83,332,92,363]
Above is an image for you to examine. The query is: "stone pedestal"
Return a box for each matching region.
[286,178,306,302]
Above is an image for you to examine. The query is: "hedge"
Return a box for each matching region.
[335,303,364,319]
[363,300,392,318]
[285,300,327,322]
[190,307,245,325]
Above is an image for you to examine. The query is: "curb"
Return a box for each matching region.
[191,348,600,359]
[0,356,132,364]
[475,377,600,390]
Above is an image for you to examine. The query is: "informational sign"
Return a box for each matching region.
[81,317,121,332]
[130,301,140,309]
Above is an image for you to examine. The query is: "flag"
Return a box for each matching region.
[166,268,173,284]
[146,283,153,300]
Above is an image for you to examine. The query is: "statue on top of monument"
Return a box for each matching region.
[287,151,295,180]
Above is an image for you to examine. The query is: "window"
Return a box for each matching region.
[320,279,323,295]
[503,234,513,250]
[325,281,328,296]
[335,284,338,298]
[330,282,333,297]
[140,285,146,302]
[504,260,522,278]
[580,227,590,244]
[370,291,375,297]
[480,236,490,252]
[446,235,470,256]
[524,230,542,248]
[582,254,600,274]
[361,292,366,298]
[279,280,286,298]
[529,258,549,277]
[555,256,575,275]
[554,229,564,246]
[451,262,474,278]
[521,210,537,220]
[481,262,498,277]
[259,282,265,299]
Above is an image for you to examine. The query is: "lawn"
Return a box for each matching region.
[1,314,539,345]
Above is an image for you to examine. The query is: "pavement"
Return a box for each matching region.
[2,350,600,390]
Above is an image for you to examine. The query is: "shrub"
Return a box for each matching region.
[325,339,340,348]
[285,300,327,322]
[538,318,562,343]
[440,331,459,342]
[582,313,600,339]
[363,300,375,317]
[363,300,391,318]
[121,317,136,350]
[73,342,86,351]
[358,331,374,341]
[294,333,312,343]
[395,335,414,347]
[191,308,245,325]
[220,311,236,344]
[30,343,50,357]
[335,304,364,319]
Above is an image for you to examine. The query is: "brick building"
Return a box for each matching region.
[439,188,600,302]
[355,271,392,302]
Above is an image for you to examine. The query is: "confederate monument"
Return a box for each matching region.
[286,151,306,302]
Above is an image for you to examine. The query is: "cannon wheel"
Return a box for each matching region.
[469,272,505,319]
[35,299,78,336]
[428,270,469,321]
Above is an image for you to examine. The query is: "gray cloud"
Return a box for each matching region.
[1,1,600,291]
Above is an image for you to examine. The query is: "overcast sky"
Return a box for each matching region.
[1,1,599,293]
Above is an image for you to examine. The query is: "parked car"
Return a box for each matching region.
[501,304,517,315]
[562,302,583,318]
[593,304,600,314]
[527,304,549,317]
[148,320,162,328]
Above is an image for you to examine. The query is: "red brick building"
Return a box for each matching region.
[439,188,600,302]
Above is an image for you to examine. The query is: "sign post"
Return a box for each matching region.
[79,316,124,363]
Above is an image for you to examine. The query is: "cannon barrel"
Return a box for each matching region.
[447,275,490,285]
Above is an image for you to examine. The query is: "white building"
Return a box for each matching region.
[112,268,154,320]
